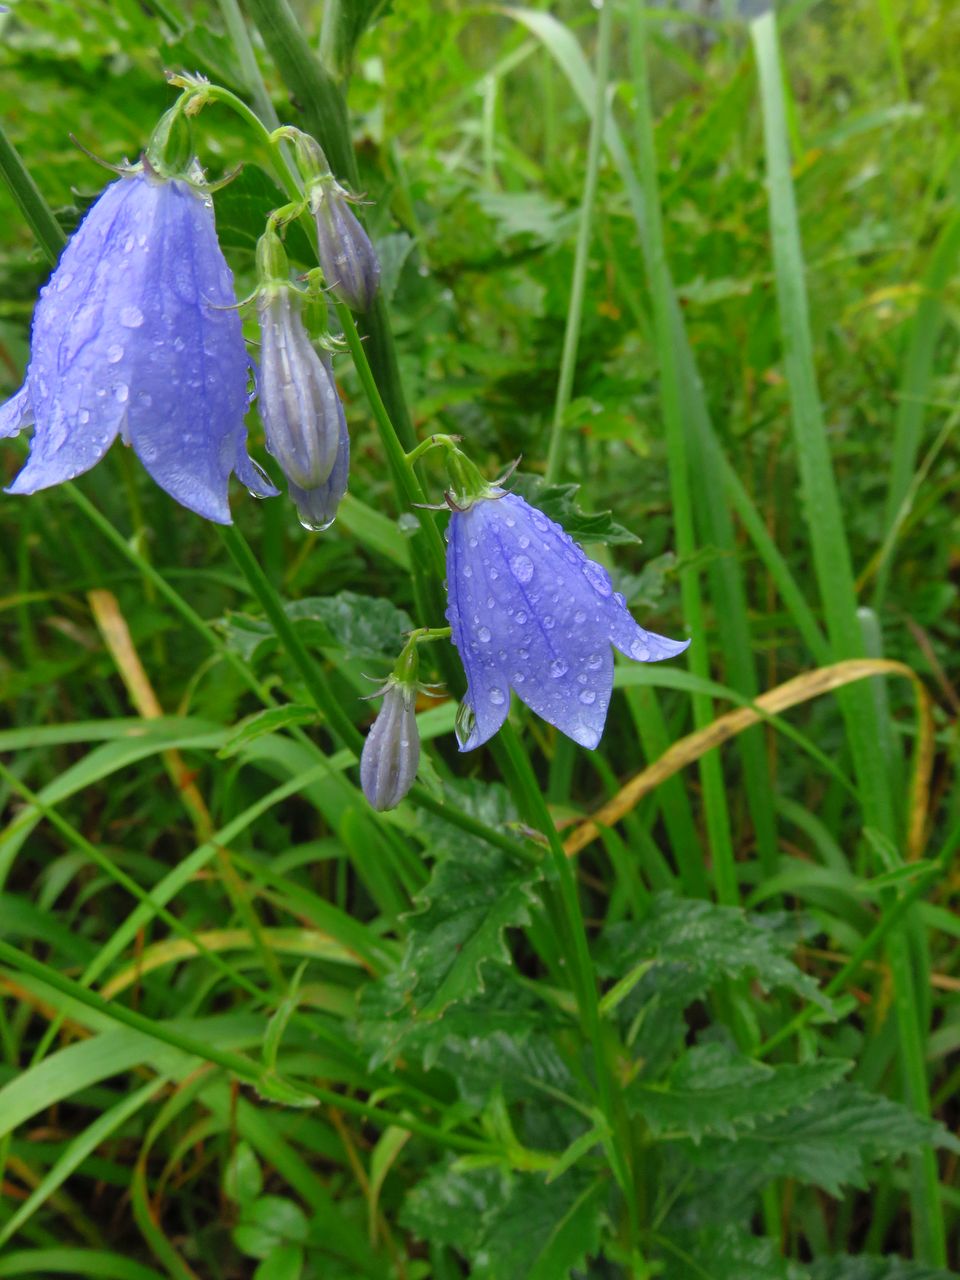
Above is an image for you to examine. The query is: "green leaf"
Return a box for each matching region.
[219,592,413,666]
[402,1164,606,1280]
[360,783,540,1031]
[631,1043,851,1142]
[223,1141,264,1206]
[597,893,832,1012]
[233,1196,310,1260]
[808,1258,956,1280]
[218,705,318,757]
[687,1084,960,1196]
[659,1226,809,1280]
[253,1245,304,1280]
[510,475,640,545]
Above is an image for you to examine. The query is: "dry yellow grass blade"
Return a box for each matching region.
[99,928,360,1000]
[563,659,933,861]
[87,588,212,840]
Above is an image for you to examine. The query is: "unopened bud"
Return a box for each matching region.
[256,280,349,527]
[311,177,380,313]
[360,678,420,811]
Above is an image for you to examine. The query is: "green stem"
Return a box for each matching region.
[242,0,418,452]
[0,118,66,264]
[543,0,613,484]
[217,0,282,131]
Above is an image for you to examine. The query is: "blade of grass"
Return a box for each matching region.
[750,10,943,1261]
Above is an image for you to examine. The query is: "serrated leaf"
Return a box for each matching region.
[809,1257,956,1280]
[597,893,833,1014]
[218,592,414,666]
[218,705,317,758]
[402,1164,605,1280]
[510,475,641,545]
[396,840,540,1019]
[659,1225,809,1280]
[631,1043,851,1142]
[687,1083,960,1196]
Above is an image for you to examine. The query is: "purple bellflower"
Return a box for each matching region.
[0,167,276,522]
[446,490,690,751]
[311,176,381,314]
[255,228,350,531]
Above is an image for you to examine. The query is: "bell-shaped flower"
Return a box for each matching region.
[255,228,350,531]
[0,167,276,522]
[360,677,420,812]
[445,491,690,751]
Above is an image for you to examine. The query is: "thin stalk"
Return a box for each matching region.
[544,0,614,483]
[217,0,282,131]
[630,6,738,905]
[0,119,65,264]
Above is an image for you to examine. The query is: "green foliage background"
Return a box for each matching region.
[0,0,959,1277]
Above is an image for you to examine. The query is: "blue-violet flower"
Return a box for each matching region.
[445,491,690,751]
[0,169,276,522]
[311,175,381,314]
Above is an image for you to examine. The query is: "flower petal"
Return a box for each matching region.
[118,179,252,523]
[467,494,615,748]
[445,507,511,750]
[0,383,34,439]
[608,607,691,664]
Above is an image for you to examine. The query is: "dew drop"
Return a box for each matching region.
[462,565,473,578]
[577,673,588,685]
[504,514,515,527]
[489,568,499,580]
[532,513,548,531]
[78,408,90,424]
[299,513,336,532]
[56,272,74,292]
[114,383,129,403]
[579,689,597,705]
[574,609,586,623]
[515,610,528,624]
[173,336,186,352]
[489,687,506,706]
[513,672,525,684]
[587,653,603,669]
[468,536,479,548]
[518,647,530,659]
[630,638,650,661]
[486,597,495,609]
[510,554,534,584]
[478,625,491,643]
[106,344,124,364]
[543,615,556,630]
[583,562,612,596]
[119,305,144,328]
[518,534,530,549]
[138,392,153,408]
[549,658,568,679]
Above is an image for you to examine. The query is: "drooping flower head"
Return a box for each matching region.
[445,479,690,752]
[255,227,350,531]
[0,110,276,522]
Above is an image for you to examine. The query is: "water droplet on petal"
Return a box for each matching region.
[114,383,129,403]
[518,534,530,549]
[630,638,650,661]
[489,687,506,706]
[549,658,568,679]
[468,535,479,548]
[478,625,491,643]
[513,672,525,684]
[543,615,555,629]
[583,562,612,597]
[587,653,603,669]
[510,554,534,584]
[515,610,527,624]
[574,609,586,623]
[106,344,124,364]
[119,305,144,328]
[463,565,473,578]
[579,689,597,705]
[78,408,90,425]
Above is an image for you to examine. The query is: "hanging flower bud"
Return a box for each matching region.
[255,227,350,531]
[360,643,421,812]
[274,126,380,313]
[311,176,380,313]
